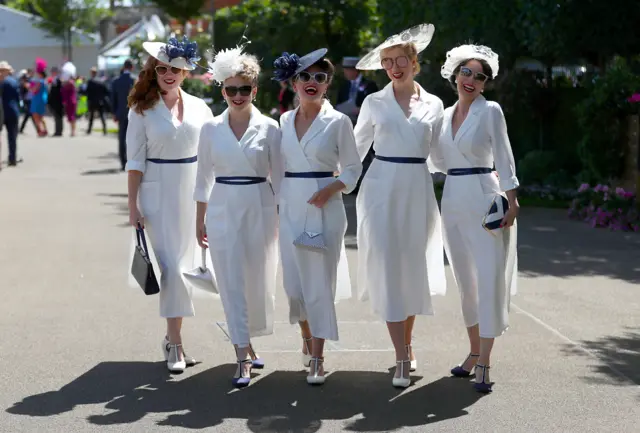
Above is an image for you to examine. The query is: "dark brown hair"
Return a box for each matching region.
[448,58,494,91]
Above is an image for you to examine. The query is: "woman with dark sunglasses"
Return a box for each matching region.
[273,48,362,385]
[126,36,214,374]
[353,24,447,388]
[430,44,520,393]
[194,43,282,388]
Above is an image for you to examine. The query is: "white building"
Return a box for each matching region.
[0,5,100,76]
[98,15,166,73]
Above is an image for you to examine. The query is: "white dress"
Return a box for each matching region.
[428,95,519,338]
[193,105,281,347]
[279,100,362,341]
[126,90,214,318]
[354,82,447,322]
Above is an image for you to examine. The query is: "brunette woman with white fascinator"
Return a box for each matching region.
[353,23,447,388]
[194,40,282,388]
[126,36,214,374]
[430,44,519,393]
[273,48,362,385]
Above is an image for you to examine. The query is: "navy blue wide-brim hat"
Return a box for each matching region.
[272,48,328,81]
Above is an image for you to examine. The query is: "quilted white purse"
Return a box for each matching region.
[293,205,327,252]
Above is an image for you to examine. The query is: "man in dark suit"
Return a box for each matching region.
[86,66,109,135]
[0,61,22,167]
[111,59,135,170]
[336,56,379,125]
[48,66,64,137]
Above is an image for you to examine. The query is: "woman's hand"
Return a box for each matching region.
[500,202,520,228]
[129,206,144,229]
[196,221,208,249]
[308,180,345,208]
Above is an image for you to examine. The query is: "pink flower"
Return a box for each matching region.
[578,183,590,193]
[628,93,640,103]
[615,187,626,196]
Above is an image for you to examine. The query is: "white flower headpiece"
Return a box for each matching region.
[441,44,499,80]
[205,32,252,85]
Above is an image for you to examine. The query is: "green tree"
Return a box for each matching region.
[150,0,208,28]
[8,0,106,60]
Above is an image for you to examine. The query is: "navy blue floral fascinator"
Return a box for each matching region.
[143,36,201,71]
[273,48,328,81]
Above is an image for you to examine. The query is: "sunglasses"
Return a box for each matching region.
[459,66,489,82]
[224,85,253,97]
[296,72,329,84]
[155,65,182,75]
[381,56,409,70]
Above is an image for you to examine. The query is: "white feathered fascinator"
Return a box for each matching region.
[441,44,500,80]
[205,33,252,85]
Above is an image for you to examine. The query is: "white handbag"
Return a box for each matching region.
[183,248,218,295]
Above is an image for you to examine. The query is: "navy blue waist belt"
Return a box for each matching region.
[216,176,266,185]
[447,167,493,176]
[284,171,334,178]
[375,155,426,164]
[147,156,197,164]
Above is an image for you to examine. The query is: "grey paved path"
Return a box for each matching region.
[1,123,639,432]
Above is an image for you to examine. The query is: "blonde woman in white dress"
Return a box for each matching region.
[126,37,214,374]
[194,44,282,388]
[431,44,519,393]
[354,24,447,388]
[273,48,362,385]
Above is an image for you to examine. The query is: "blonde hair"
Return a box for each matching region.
[381,42,420,75]
[237,54,261,85]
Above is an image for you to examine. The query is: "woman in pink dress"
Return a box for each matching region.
[61,78,77,136]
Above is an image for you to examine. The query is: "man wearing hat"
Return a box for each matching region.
[0,61,21,167]
[336,56,378,125]
[111,59,135,170]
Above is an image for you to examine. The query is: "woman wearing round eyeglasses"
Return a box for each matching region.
[353,24,447,388]
[194,44,282,388]
[430,45,519,393]
[126,37,214,374]
[273,49,362,385]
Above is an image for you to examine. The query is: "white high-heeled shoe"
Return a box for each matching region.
[307,357,325,385]
[302,337,312,367]
[166,343,186,373]
[406,344,417,372]
[162,337,196,367]
[392,360,411,388]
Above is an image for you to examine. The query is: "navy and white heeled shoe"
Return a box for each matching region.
[474,364,493,393]
[248,344,265,369]
[162,337,196,367]
[392,359,411,388]
[232,358,253,388]
[450,353,479,377]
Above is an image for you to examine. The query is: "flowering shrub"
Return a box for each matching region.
[568,184,639,232]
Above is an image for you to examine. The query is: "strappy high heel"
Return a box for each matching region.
[163,337,196,367]
[302,337,312,367]
[232,358,253,388]
[307,357,325,385]
[451,353,479,377]
[474,364,493,393]
[248,344,264,369]
[405,344,417,372]
[166,343,186,373]
[392,360,411,388]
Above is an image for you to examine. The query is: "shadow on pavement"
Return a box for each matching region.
[6,362,483,430]
[563,327,640,388]
[82,167,123,176]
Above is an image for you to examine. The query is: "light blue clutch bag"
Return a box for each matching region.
[293,230,327,252]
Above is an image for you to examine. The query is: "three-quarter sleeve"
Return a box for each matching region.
[427,101,447,174]
[193,123,215,203]
[488,102,520,191]
[267,124,284,202]
[353,96,375,162]
[336,115,363,194]
[124,108,147,173]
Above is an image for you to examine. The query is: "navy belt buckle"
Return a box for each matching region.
[215,176,267,185]
[284,171,334,178]
[375,155,427,164]
[447,167,493,176]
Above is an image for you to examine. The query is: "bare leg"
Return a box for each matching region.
[387,320,409,380]
[478,337,494,367]
[166,317,184,361]
[310,337,325,376]
[70,120,76,137]
[299,320,312,355]
[404,315,416,362]
[235,344,251,377]
[458,324,481,371]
